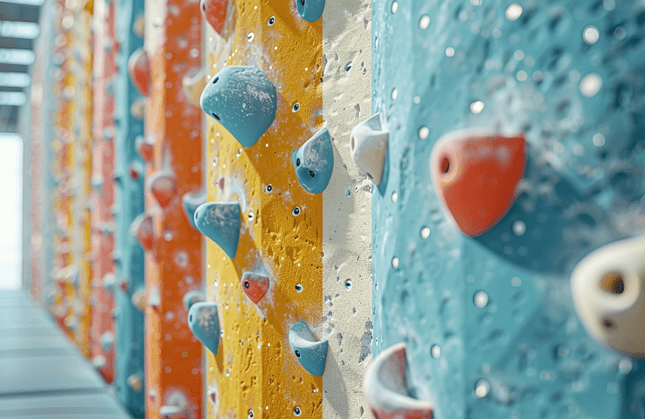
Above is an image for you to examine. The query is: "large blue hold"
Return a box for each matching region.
[199,66,277,147]
[288,321,328,376]
[188,302,220,355]
[194,202,241,259]
[291,127,334,194]
[296,0,325,22]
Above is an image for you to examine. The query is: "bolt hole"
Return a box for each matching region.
[300,0,305,5]
[292,207,301,216]
[212,113,220,121]
[441,156,450,174]
[292,102,300,112]
[602,317,616,329]
[244,281,250,289]
[296,158,301,167]
[268,16,275,25]
[265,184,273,193]
[309,170,315,178]
[601,272,625,294]
[294,406,302,416]
[295,349,301,357]
[212,77,219,84]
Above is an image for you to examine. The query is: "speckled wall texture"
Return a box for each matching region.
[371,0,645,418]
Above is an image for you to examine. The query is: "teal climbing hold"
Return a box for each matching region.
[199,66,277,147]
[296,0,325,22]
[291,127,334,194]
[194,202,240,259]
[188,302,220,355]
[288,321,328,376]
[182,189,207,230]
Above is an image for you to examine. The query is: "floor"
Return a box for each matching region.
[0,289,133,419]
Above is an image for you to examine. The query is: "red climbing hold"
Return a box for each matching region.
[430,131,526,237]
[127,47,150,96]
[135,136,154,162]
[200,0,228,36]
[149,173,177,208]
[120,278,129,293]
[241,273,270,305]
[130,213,154,251]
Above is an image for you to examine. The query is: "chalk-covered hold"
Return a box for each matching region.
[571,236,645,358]
[200,66,277,147]
[292,127,333,194]
[241,272,270,305]
[131,289,147,312]
[130,213,154,251]
[183,68,207,107]
[288,321,328,376]
[200,0,228,36]
[194,202,241,259]
[127,47,150,96]
[188,302,220,355]
[430,130,526,236]
[296,0,325,22]
[148,172,177,208]
[182,189,207,230]
[350,114,388,185]
[364,343,434,419]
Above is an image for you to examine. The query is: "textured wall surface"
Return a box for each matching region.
[114,0,146,414]
[203,1,325,417]
[371,0,645,418]
[321,0,374,417]
[143,0,204,415]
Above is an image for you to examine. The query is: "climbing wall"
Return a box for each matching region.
[368,0,645,418]
[48,0,94,357]
[143,0,204,414]
[320,0,374,417]
[114,0,146,414]
[89,0,117,382]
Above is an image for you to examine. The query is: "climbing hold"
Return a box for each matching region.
[100,331,114,352]
[130,99,145,120]
[296,0,325,22]
[183,290,206,310]
[133,15,145,37]
[102,273,117,293]
[129,161,144,180]
[430,131,526,236]
[149,172,177,208]
[135,135,154,162]
[182,189,207,230]
[148,286,161,308]
[288,321,328,376]
[200,0,228,36]
[571,236,645,358]
[131,289,147,312]
[241,272,270,305]
[364,343,434,419]
[91,174,104,190]
[194,202,240,259]
[119,278,129,293]
[291,127,334,194]
[183,67,207,107]
[127,47,150,96]
[127,373,143,392]
[130,213,154,251]
[200,66,277,147]
[350,113,388,185]
[188,302,220,355]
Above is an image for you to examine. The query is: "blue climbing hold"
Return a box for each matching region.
[296,0,325,22]
[200,66,277,147]
[188,302,220,355]
[291,128,334,194]
[288,321,328,376]
[194,202,241,259]
[182,190,207,231]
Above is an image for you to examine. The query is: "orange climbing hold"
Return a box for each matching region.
[241,273,270,305]
[130,213,154,251]
[430,131,526,237]
[200,0,228,35]
[127,48,150,96]
[149,173,177,208]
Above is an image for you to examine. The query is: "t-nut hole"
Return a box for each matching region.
[296,158,301,167]
[309,170,315,178]
[294,349,301,357]
[244,280,250,289]
[602,317,616,330]
[441,156,450,174]
[600,272,625,294]
[212,76,219,84]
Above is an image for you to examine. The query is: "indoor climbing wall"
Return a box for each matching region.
[89,0,117,382]
[320,0,374,417]
[143,0,204,414]
[114,0,146,414]
[367,0,645,418]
